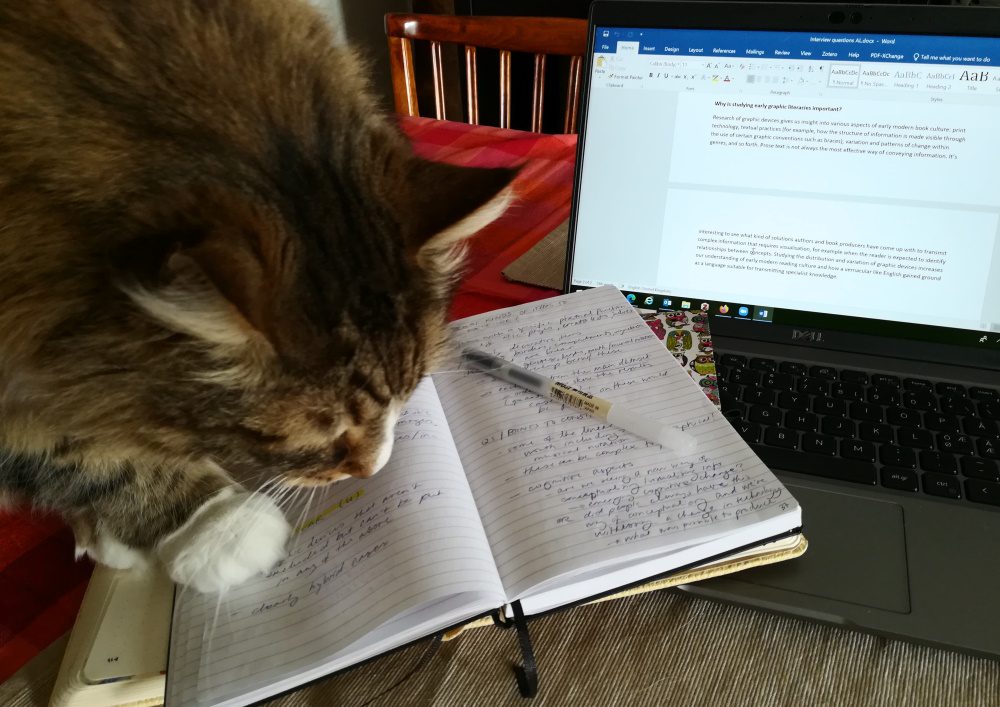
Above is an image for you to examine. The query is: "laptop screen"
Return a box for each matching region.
[568,24,1000,349]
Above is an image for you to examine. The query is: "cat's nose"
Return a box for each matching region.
[322,458,377,481]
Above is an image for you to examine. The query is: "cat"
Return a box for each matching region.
[0,0,514,592]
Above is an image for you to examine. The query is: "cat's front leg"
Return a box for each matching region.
[68,508,150,570]
[156,484,291,593]
[68,459,291,593]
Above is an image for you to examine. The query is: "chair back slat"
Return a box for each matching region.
[531,53,546,133]
[499,49,511,129]
[464,45,479,125]
[385,13,587,133]
[430,41,446,120]
[564,56,582,134]
[388,35,419,117]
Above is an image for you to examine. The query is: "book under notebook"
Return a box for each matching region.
[164,285,802,707]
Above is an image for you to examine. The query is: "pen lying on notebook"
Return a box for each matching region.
[461,348,697,455]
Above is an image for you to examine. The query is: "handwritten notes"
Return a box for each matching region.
[167,379,504,707]
[167,287,801,707]
[434,286,795,600]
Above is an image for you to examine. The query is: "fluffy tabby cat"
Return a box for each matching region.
[0,0,514,591]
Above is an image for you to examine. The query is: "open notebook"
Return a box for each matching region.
[165,286,802,706]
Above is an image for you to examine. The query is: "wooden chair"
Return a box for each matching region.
[385,13,588,133]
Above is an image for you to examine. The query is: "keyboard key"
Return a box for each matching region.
[937,432,974,455]
[763,427,798,449]
[840,369,868,384]
[903,377,932,391]
[977,437,1000,460]
[749,357,776,373]
[751,444,876,485]
[923,473,961,499]
[813,397,846,417]
[810,365,837,380]
[821,416,854,437]
[867,386,900,406]
[779,361,808,376]
[749,405,781,425]
[723,405,745,421]
[872,374,901,389]
[720,398,744,419]
[798,377,829,396]
[721,354,747,369]
[886,407,920,427]
[924,413,960,433]
[778,391,811,412]
[859,422,893,444]
[742,387,776,406]
[970,386,1000,401]
[960,457,1000,482]
[762,372,795,392]
[841,439,876,462]
[919,451,957,474]
[730,368,760,386]
[719,379,741,400]
[940,397,975,416]
[786,411,819,432]
[801,432,836,456]
[897,427,934,450]
[881,445,917,469]
[831,381,865,401]
[902,391,936,412]
[979,400,1000,420]
[881,468,918,492]
[965,479,1000,506]
[733,420,761,443]
[935,382,966,397]
[963,417,998,437]
[849,401,883,423]
[729,368,760,385]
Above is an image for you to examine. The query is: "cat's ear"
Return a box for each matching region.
[121,188,282,352]
[399,159,517,261]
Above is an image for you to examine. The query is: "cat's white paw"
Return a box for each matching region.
[77,530,149,570]
[157,488,290,593]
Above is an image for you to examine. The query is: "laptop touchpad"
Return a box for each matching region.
[735,484,910,613]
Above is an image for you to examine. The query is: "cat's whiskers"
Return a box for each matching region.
[203,587,229,663]
[267,481,301,516]
[288,486,318,558]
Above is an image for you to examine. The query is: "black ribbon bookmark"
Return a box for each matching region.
[491,602,538,697]
[510,601,538,698]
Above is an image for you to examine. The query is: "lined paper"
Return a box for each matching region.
[166,379,504,707]
[433,286,798,601]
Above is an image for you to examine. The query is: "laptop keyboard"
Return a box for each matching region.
[716,353,1000,508]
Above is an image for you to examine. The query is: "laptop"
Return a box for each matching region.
[565,1,1000,659]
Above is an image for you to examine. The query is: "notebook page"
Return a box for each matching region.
[433,286,799,602]
[166,379,504,707]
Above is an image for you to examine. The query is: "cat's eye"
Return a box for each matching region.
[235,424,286,446]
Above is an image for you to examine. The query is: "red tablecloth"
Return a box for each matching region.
[0,116,576,682]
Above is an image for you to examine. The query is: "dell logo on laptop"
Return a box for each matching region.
[792,329,824,343]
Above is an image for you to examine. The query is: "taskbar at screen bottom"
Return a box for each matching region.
[569,285,1000,352]
[569,285,774,324]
